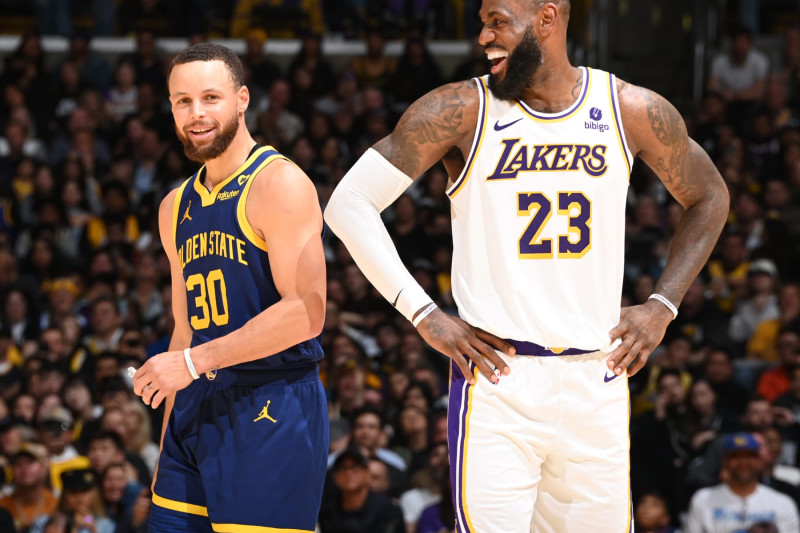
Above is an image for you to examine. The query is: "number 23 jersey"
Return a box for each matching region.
[172,146,324,370]
[447,68,633,350]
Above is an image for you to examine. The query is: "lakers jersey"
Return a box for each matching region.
[447,67,633,350]
[172,145,324,370]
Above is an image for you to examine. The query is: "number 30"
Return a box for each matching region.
[518,192,591,259]
[186,269,230,329]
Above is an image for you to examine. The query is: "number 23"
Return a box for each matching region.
[518,192,591,259]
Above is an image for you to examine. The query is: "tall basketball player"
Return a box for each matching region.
[132,43,328,532]
[325,1,729,531]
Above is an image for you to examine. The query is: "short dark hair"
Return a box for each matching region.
[353,405,385,427]
[88,430,125,452]
[168,42,245,89]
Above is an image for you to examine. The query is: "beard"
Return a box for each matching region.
[487,26,543,101]
[176,111,239,163]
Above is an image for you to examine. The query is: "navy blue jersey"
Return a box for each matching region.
[172,145,323,370]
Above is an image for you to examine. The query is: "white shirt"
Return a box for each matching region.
[684,484,800,533]
[399,487,440,525]
[710,50,769,92]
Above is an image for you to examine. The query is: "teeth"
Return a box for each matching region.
[487,50,509,60]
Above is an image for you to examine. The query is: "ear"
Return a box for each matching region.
[238,85,250,115]
[537,2,559,35]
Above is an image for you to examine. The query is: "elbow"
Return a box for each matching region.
[323,190,346,236]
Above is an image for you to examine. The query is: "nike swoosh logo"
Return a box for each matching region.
[604,372,618,383]
[493,118,523,131]
[391,289,403,307]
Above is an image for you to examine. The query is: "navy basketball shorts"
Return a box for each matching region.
[149,364,328,533]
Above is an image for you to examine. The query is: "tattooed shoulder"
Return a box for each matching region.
[375,80,479,178]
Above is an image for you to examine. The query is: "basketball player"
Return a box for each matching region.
[131,43,328,532]
[324,1,729,531]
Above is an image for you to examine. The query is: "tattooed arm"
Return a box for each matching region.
[325,80,514,385]
[605,80,729,376]
[373,80,480,179]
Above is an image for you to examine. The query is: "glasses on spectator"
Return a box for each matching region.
[41,421,71,434]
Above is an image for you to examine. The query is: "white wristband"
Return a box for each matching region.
[183,348,200,380]
[412,302,437,327]
[648,293,678,320]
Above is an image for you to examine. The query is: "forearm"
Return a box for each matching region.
[324,149,432,320]
[654,197,727,305]
[189,296,322,373]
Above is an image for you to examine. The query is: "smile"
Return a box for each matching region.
[487,49,509,73]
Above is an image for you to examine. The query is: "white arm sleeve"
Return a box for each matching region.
[324,148,433,322]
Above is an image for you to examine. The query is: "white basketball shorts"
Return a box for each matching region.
[447,350,633,533]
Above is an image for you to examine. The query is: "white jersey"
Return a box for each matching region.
[447,67,632,350]
[684,484,800,533]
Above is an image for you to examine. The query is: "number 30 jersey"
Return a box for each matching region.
[172,145,324,370]
[447,68,633,351]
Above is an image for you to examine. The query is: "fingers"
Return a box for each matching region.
[470,337,509,377]
[450,352,475,385]
[628,353,649,377]
[607,335,635,374]
[132,363,151,396]
[150,390,166,409]
[463,346,499,384]
[142,383,158,406]
[472,328,516,359]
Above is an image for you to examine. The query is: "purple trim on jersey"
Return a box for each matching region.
[517,66,589,120]
[448,360,473,533]
[447,78,487,198]
[609,72,632,171]
[505,339,595,356]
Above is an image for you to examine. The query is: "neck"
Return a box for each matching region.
[408,432,428,451]
[728,481,758,498]
[202,129,256,188]
[341,487,369,511]
[519,51,579,111]
[15,485,42,504]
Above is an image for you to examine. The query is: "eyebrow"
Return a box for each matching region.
[481,9,510,19]
[171,88,224,97]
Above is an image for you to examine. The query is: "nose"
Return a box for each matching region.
[190,100,206,120]
[478,25,495,46]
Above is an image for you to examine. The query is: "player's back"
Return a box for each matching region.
[447,67,633,350]
[173,145,323,370]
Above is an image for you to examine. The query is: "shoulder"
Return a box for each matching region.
[158,184,184,217]
[416,78,482,113]
[690,486,716,503]
[246,158,321,229]
[250,158,317,203]
[759,483,796,503]
[615,76,686,154]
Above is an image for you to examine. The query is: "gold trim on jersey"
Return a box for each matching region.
[193,146,275,207]
[516,66,591,123]
[236,154,289,252]
[152,492,209,517]
[607,73,633,177]
[212,523,313,533]
[448,77,489,199]
[172,177,193,248]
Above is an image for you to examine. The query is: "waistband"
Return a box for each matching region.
[199,363,318,387]
[505,339,596,357]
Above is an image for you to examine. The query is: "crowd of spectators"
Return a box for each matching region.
[0,7,798,533]
[1,0,476,40]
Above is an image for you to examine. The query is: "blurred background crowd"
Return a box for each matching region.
[0,1,797,532]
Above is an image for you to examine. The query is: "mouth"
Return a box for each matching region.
[487,49,509,74]
[187,126,216,141]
